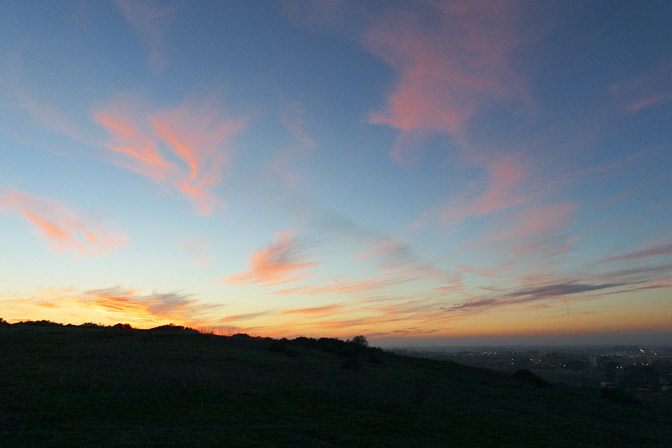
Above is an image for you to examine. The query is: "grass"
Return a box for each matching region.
[1,322,671,447]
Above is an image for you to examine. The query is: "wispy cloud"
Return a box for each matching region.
[226,231,316,286]
[95,95,248,214]
[448,281,624,313]
[271,101,317,187]
[88,286,219,321]
[3,49,88,145]
[96,105,174,181]
[180,238,211,266]
[116,0,175,71]
[365,1,530,163]
[607,241,672,262]
[0,190,128,257]
[601,175,664,207]
[280,303,345,315]
[149,100,247,214]
[440,156,532,227]
[609,58,672,114]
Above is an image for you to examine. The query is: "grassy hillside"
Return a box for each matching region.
[1,322,670,447]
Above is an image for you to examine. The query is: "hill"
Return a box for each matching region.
[1,321,671,447]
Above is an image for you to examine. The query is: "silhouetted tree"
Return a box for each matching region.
[350,335,368,348]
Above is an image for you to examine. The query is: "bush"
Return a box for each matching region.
[149,324,199,334]
[18,320,62,327]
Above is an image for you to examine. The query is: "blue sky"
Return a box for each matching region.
[1,1,671,345]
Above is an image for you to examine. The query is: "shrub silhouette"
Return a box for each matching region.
[18,320,62,327]
[148,324,199,334]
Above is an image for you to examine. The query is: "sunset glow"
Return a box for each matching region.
[1,1,671,346]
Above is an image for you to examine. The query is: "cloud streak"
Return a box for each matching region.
[607,242,672,262]
[226,231,316,286]
[116,0,175,71]
[0,190,128,257]
[610,58,672,114]
[365,1,529,163]
[95,95,248,214]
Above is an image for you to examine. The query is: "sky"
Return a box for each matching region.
[1,0,671,346]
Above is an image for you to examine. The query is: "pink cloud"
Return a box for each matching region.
[150,101,247,214]
[226,231,316,286]
[507,202,575,238]
[95,96,248,214]
[96,110,173,181]
[440,156,532,227]
[0,190,128,257]
[365,1,529,163]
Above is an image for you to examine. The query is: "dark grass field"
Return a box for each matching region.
[1,322,671,447]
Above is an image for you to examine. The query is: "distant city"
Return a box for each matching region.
[394,345,672,393]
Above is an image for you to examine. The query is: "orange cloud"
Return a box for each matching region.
[0,190,128,257]
[1,285,221,329]
[365,1,529,163]
[280,304,345,315]
[89,286,220,322]
[226,231,316,286]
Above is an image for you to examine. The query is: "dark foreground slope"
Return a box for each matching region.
[1,323,670,447]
